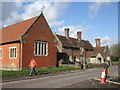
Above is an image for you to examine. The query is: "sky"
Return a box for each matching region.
[0,0,118,47]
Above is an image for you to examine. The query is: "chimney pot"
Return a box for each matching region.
[64,28,69,38]
[77,31,82,40]
[95,38,101,47]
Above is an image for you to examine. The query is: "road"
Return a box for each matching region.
[2,66,118,88]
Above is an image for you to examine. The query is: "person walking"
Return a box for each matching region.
[29,57,37,76]
[79,61,84,69]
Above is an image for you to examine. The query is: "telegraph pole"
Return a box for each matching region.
[83,51,87,69]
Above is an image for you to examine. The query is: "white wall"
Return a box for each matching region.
[96,53,104,63]
[90,58,97,63]
[90,53,104,64]
[107,56,110,61]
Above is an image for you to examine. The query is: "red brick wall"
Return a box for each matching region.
[0,43,21,69]
[22,14,57,69]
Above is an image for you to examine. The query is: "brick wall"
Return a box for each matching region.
[0,43,21,69]
[21,14,57,69]
[0,14,57,70]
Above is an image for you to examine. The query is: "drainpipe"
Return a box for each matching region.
[19,36,23,70]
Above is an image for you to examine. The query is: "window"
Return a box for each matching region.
[0,48,2,59]
[9,47,17,59]
[35,41,48,56]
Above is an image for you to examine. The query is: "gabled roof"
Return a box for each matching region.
[91,46,106,57]
[0,16,38,44]
[55,34,93,50]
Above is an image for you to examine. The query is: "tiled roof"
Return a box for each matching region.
[0,16,38,44]
[91,46,106,57]
[56,34,93,50]
[82,40,93,50]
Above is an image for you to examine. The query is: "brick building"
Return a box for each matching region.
[0,12,57,70]
[54,28,93,65]
[54,28,110,66]
[90,38,110,64]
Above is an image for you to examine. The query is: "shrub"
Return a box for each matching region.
[111,56,118,61]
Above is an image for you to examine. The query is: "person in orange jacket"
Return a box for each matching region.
[29,57,37,76]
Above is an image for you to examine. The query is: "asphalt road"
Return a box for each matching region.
[2,66,118,88]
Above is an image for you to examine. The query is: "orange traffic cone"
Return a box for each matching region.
[99,69,107,84]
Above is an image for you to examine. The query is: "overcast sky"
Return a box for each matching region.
[0,0,118,47]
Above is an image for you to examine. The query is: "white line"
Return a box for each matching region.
[88,77,96,80]
[2,71,84,84]
[2,68,100,85]
[89,79,97,88]
[94,78,120,85]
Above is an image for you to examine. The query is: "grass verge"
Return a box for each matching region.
[1,66,80,77]
[112,61,119,65]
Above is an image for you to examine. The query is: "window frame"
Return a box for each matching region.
[9,46,17,59]
[34,41,48,56]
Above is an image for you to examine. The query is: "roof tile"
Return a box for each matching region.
[0,16,38,43]
[56,34,93,50]
[91,46,106,57]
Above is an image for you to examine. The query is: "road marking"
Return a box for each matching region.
[88,77,96,80]
[2,68,100,85]
[89,79,97,88]
[2,71,85,85]
[94,78,120,85]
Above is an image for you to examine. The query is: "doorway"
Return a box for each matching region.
[73,57,76,64]
[98,58,101,64]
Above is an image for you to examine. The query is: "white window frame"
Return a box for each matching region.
[34,41,48,56]
[0,48,2,59]
[9,46,17,59]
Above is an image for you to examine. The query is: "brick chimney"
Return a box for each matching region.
[77,31,82,40]
[64,28,69,38]
[95,38,101,47]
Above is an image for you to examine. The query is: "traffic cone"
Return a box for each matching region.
[99,69,107,84]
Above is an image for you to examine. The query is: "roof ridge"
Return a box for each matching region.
[56,34,91,42]
[1,15,38,44]
[69,37,78,40]
[56,34,79,40]
[1,16,38,30]
[94,46,106,48]
[83,40,89,41]
[56,34,65,37]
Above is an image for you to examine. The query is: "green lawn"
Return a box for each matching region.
[112,61,119,64]
[1,66,80,77]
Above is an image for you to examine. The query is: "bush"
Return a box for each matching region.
[112,61,119,65]
[111,56,118,61]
